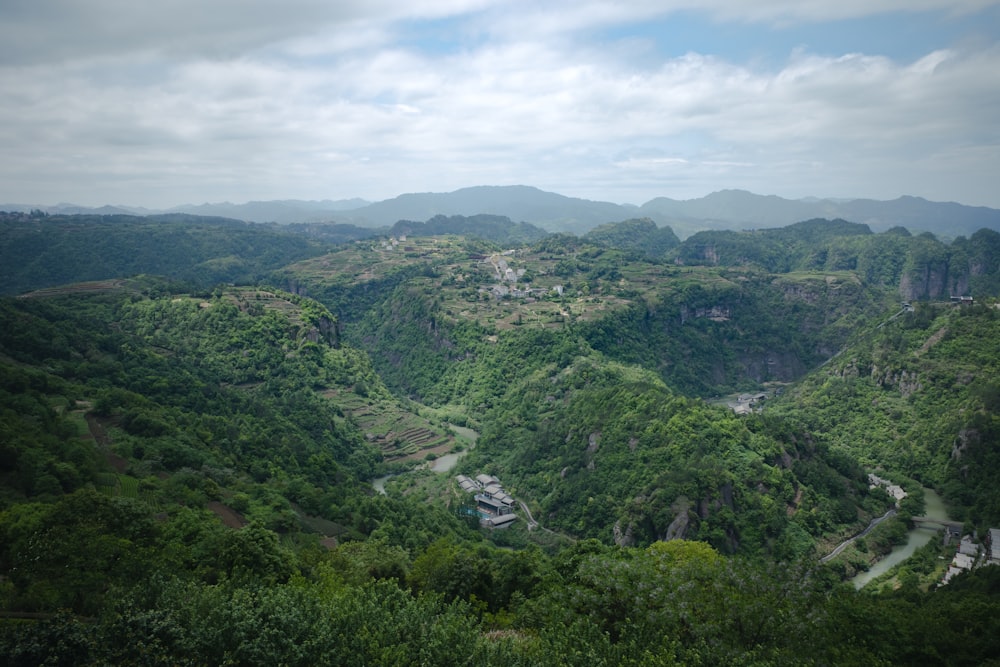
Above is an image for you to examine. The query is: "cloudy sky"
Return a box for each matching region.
[2,0,999,209]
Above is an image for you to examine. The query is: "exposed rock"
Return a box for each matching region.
[613,520,636,547]
[952,429,979,460]
[664,509,690,541]
[679,304,731,324]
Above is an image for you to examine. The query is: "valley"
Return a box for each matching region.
[2,212,1000,663]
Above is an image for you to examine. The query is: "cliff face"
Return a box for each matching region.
[899,261,950,300]
[898,258,970,301]
[304,314,339,347]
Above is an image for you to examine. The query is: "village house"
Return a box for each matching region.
[730,391,768,415]
[940,529,1000,586]
[456,473,518,527]
[989,528,1000,564]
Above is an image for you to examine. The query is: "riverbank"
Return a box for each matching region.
[819,508,897,564]
[850,487,950,589]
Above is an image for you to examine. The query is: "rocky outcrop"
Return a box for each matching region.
[899,257,970,301]
[304,314,339,347]
[613,520,636,547]
[663,510,690,541]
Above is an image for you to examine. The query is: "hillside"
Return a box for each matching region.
[0,211,331,296]
[3,218,1000,663]
[769,301,1000,527]
[277,227,897,398]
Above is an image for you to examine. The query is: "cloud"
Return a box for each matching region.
[478,0,1000,41]
[0,0,498,64]
[0,1,998,207]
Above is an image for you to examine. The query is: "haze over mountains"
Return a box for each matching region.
[6,185,1000,239]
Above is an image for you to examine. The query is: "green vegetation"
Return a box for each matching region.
[0,212,331,296]
[3,213,1000,663]
[770,301,1000,529]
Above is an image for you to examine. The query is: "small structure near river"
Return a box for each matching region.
[456,474,517,528]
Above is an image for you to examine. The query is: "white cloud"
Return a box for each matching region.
[0,1,998,207]
[0,0,500,64]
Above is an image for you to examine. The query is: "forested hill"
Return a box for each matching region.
[672,221,1000,300]
[0,211,331,296]
[468,354,881,556]
[4,278,1000,664]
[3,215,1000,663]
[769,300,1000,527]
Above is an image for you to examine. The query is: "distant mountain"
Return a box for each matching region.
[335,185,635,232]
[638,190,1000,239]
[166,199,371,223]
[5,187,999,239]
[0,199,371,223]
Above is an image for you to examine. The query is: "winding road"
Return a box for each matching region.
[517,500,539,529]
[820,508,897,563]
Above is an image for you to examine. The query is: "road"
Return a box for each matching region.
[517,500,539,529]
[820,508,897,563]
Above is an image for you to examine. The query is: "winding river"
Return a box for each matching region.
[851,487,950,589]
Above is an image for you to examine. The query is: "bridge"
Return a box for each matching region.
[912,516,964,535]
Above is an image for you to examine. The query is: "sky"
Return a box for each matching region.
[1,0,999,209]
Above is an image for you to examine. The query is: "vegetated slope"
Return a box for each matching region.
[466,354,887,557]
[389,214,549,246]
[582,217,681,259]
[673,220,1000,302]
[330,242,891,399]
[769,300,1000,528]
[0,212,330,295]
[579,269,889,395]
[5,242,1000,663]
[0,284,472,543]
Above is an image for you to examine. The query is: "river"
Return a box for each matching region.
[851,487,949,589]
[372,423,478,494]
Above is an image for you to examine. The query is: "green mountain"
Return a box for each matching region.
[3,217,1000,664]
[0,211,330,296]
[769,301,1000,527]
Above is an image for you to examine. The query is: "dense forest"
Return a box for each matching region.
[2,212,1000,664]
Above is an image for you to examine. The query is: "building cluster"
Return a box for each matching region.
[730,392,768,415]
[940,527,1000,585]
[477,253,562,301]
[867,474,907,504]
[456,473,517,528]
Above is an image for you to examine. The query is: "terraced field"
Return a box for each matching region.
[336,393,455,460]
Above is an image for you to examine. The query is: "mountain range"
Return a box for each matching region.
[5,186,1000,239]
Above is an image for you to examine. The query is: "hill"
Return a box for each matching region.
[335,185,635,232]
[4,217,1000,663]
[0,211,331,296]
[769,300,1000,529]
